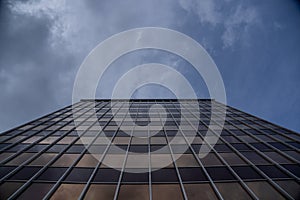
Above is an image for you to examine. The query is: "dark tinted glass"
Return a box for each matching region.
[258,165,289,178]
[93,168,121,182]
[65,168,94,182]
[18,183,54,199]
[206,167,236,181]
[0,182,23,199]
[9,166,41,180]
[232,166,263,180]
[37,167,67,181]
[118,184,149,200]
[122,171,149,183]
[179,168,207,182]
[282,164,300,177]
[152,168,178,182]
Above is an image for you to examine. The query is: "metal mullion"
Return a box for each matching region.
[113,101,139,200]
[226,104,300,142]
[181,101,260,199]
[148,105,152,200]
[234,116,300,153]
[0,104,80,154]
[202,105,299,163]
[0,102,92,164]
[77,101,129,200]
[0,102,81,140]
[166,101,225,200]
[232,122,300,164]
[7,101,110,199]
[227,109,300,153]
[42,101,117,200]
[224,128,297,199]
[0,102,99,184]
[156,100,188,200]
[222,117,300,181]
[196,104,296,200]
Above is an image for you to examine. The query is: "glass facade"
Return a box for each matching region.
[0,99,299,199]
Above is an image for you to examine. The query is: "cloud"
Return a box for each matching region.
[222,5,258,48]
[179,0,221,25]
[8,0,95,53]
[178,0,259,48]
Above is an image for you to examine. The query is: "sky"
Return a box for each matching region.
[0,0,299,133]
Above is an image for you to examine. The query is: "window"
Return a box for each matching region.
[126,154,149,169]
[263,152,293,164]
[9,166,41,180]
[184,184,218,200]
[113,137,130,145]
[39,136,59,144]
[246,181,285,200]
[6,153,35,165]
[18,183,54,199]
[216,182,252,200]
[282,164,300,177]
[213,144,232,152]
[51,184,84,199]
[152,184,183,200]
[76,154,101,167]
[206,167,236,181]
[65,168,94,182]
[258,165,289,179]
[174,154,199,167]
[219,152,247,165]
[152,168,178,182]
[100,154,125,169]
[151,154,173,168]
[29,153,57,166]
[200,153,223,166]
[231,143,251,151]
[269,142,291,150]
[93,168,121,183]
[67,145,85,153]
[122,172,148,183]
[151,137,167,145]
[179,168,207,182]
[37,167,67,181]
[84,184,116,199]
[241,152,271,165]
[47,144,67,153]
[276,180,300,199]
[232,166,263,180]
[118,184,149,200]
[57,136,77,144]
[52,154,81,167]
[250,143,271,151]
[0,182,23,199]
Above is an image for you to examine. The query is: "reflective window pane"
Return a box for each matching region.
[152,184,183,200]
[0,182,23,199]
[206,167,236,181]
[246,181,285,200]
[51,184,84,200]
[84,184,116,200]
[216,182,252,200]
[19,183,53,199]
[118,184,149,200]
[184,183,218,200]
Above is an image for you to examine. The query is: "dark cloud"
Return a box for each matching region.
[0,0,299,132]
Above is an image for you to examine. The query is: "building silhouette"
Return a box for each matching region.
[0,99,299,199]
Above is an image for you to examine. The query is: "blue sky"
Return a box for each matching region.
[0,0,299,132]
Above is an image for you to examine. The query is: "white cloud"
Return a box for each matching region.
[222,5,258,48]
[179,0,220,25]
[179,0,259,48]
[9,0,95,53]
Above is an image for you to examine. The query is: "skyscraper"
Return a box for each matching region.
[0,99,299,199]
